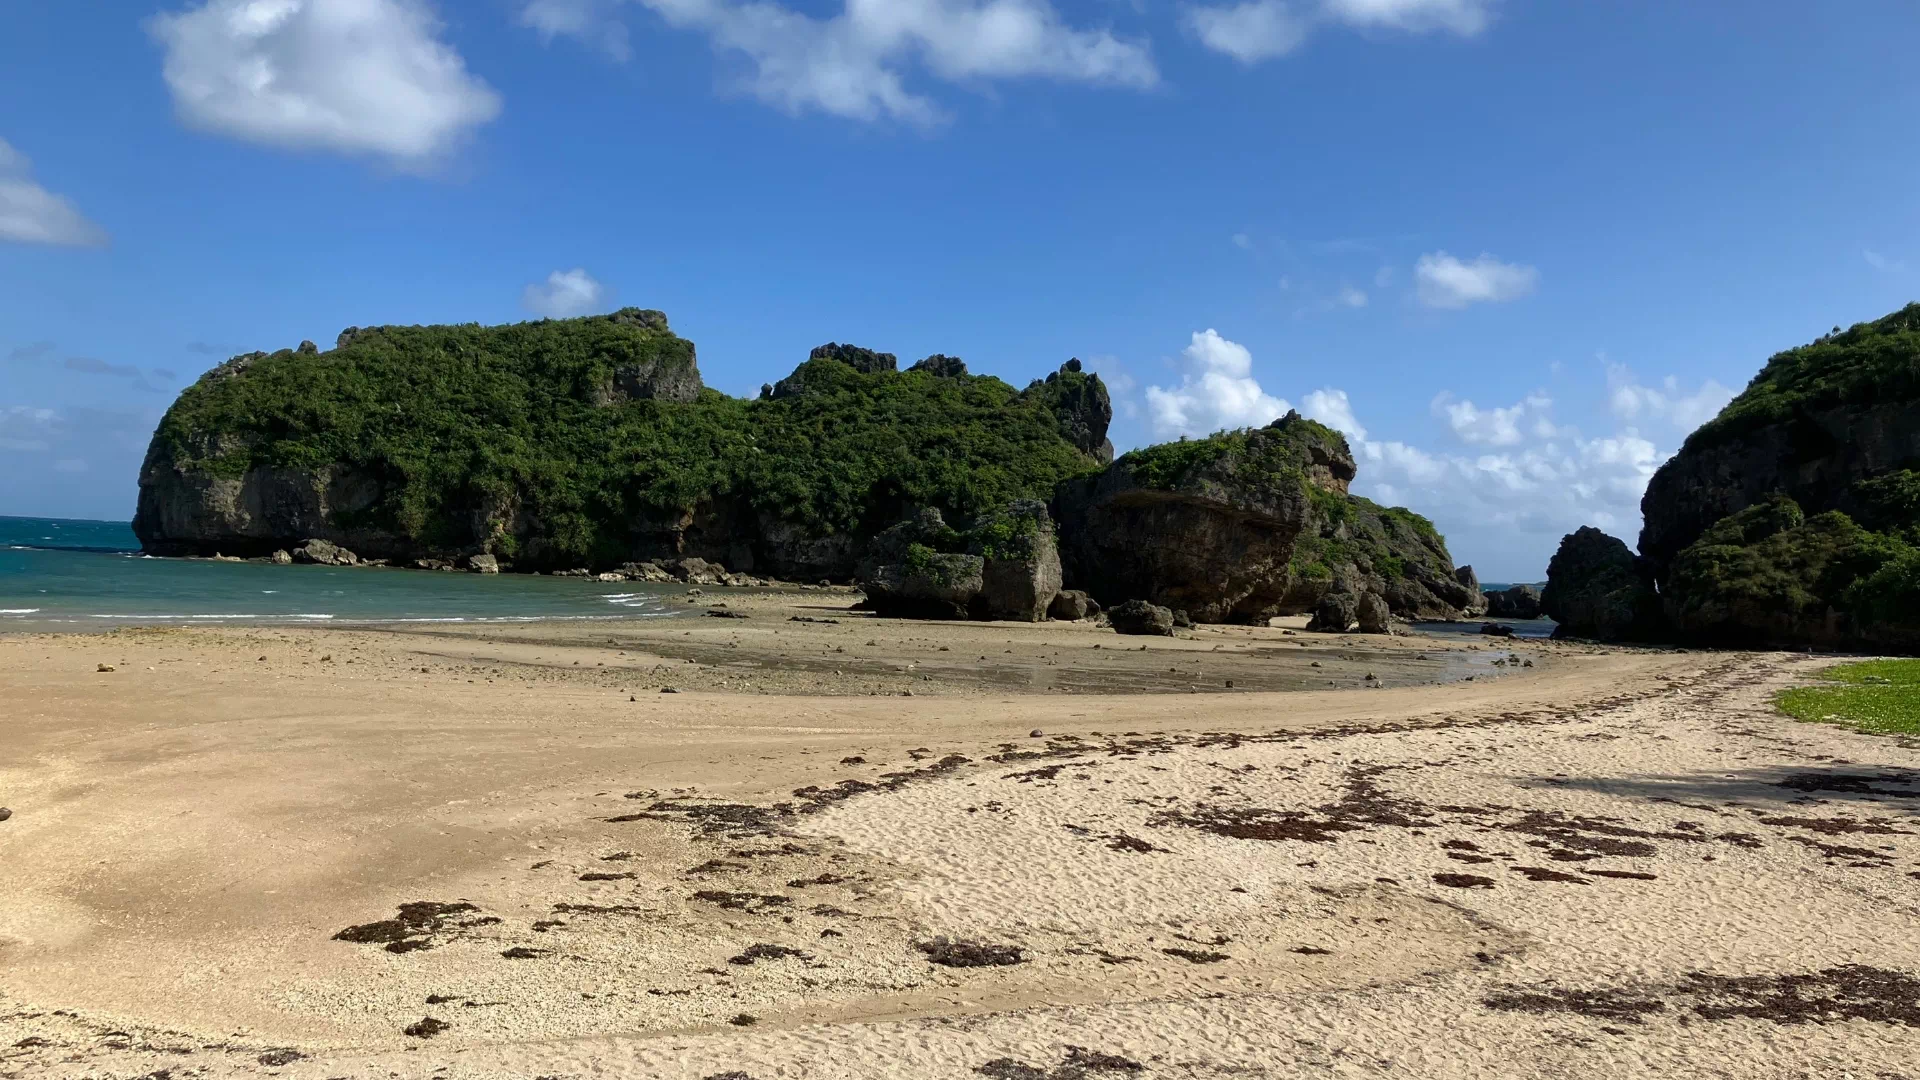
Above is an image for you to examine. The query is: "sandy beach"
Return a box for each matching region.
[2,592,1914,1079]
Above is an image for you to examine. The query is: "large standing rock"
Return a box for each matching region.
[1356,592,1392,634]
[293,539,358,566]
[1452,566,1488,616]
[909,354,968,378]
[1542,527,1664,641]
[466,553,500,574]
[1108,600,1175,636]
[1484,584,1544,619]
[1054,415,1328,624]
[972,500,1063,622]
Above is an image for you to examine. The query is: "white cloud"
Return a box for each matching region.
[1604,364,1735,434]
[1429,391,1552,446]
[1145,329,1291,436]
[542,0,1159,125]
[1232,232,1252,250]
[0,139,108,247]
[1302,387,1365,441]
[1864,249,1907,273]
[1336,284,1368,308]
[1186,0,1492,62]
[1184,1,1309,63]
[147,0,503,166]
[1373,265,1394,288]
[1414,250,1538,308]
[521,0,633,59]
[521,268,607,319]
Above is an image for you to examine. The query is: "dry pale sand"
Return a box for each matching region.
[1,598,1915,1079]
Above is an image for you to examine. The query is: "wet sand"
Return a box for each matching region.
[2,594,1914,1078]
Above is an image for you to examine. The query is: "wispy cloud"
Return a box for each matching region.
[0,138,108,247]
[1864,249,1908,273]
[1185,0,1495,64]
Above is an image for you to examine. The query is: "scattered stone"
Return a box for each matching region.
[728,1013,758,1027]
[1356,592,1392,634]
[292,539,359,567]
[728,944,811,966]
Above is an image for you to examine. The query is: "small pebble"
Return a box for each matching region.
[0,808,12,822]
[1030,729,1045,738]
[96,664,114,673]
[661,687,680,694]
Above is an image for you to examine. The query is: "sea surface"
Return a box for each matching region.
[0,516,683,631]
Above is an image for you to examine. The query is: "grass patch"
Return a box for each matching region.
[1776,659,1920,735]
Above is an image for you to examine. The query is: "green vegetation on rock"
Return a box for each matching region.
[143,311,1104,568]
[1777,659,1920,736]
[1665,495,1920,650]
[1685,303,1920,453]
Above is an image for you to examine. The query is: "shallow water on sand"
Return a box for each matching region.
[0,516,684,630]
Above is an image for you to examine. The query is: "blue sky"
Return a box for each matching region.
[2,0,1916,578]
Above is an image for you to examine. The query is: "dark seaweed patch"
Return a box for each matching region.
[975,1047,1145,1078]
[1162,947,1230,964]
[1485,987,1667,1024]
[332,902,483,953]
[1433,873,1496,889]
[403,1017,448,1039]
[728,944,811,965]
[1510,866,1588,883]
[692,891,792,912]
[919,938,1027,968]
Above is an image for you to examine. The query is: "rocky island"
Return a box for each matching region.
[134,309,1488,627]
[1545,302,1920,651]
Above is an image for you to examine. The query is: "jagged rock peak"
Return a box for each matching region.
[808,342,898,374]
[909,354,969,378]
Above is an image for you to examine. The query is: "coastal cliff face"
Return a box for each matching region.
[134,311,1109,579]
[1548,304,1920,650]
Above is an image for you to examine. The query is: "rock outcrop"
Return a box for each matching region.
[1356,592,1392,634]
[1108,600,1175,636]
[1483,584,1543,620]
[1023,359,1114,464]
[1055,417,1319,624]
[909,354,968,378]
[293,539,358,566]
[861,553,986,620]
[972,501,1064,622]
[1541,527,1663,642]
[1452,566,1488,616]
[1539,304,1920,652]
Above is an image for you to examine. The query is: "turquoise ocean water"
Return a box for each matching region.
[0,516,683,631]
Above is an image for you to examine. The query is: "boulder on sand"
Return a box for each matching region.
[1108,600,1175,636]
[1307,591,1358,633]
[861,553,986,620]
[1048,590,1100,621]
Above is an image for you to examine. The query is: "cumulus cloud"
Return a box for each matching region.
[0,138,108,247]
[1185,0,1492,62]
[1605,364,1735,434]
[1145,329,1291,436]
[1302,387,1365,441]
[1414,250,1538,309]
[147,0,503,166]
[1429,391,1554,446]
[522,268,607,319]
[1336,285,1368,308]
[530,0,1157,124]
